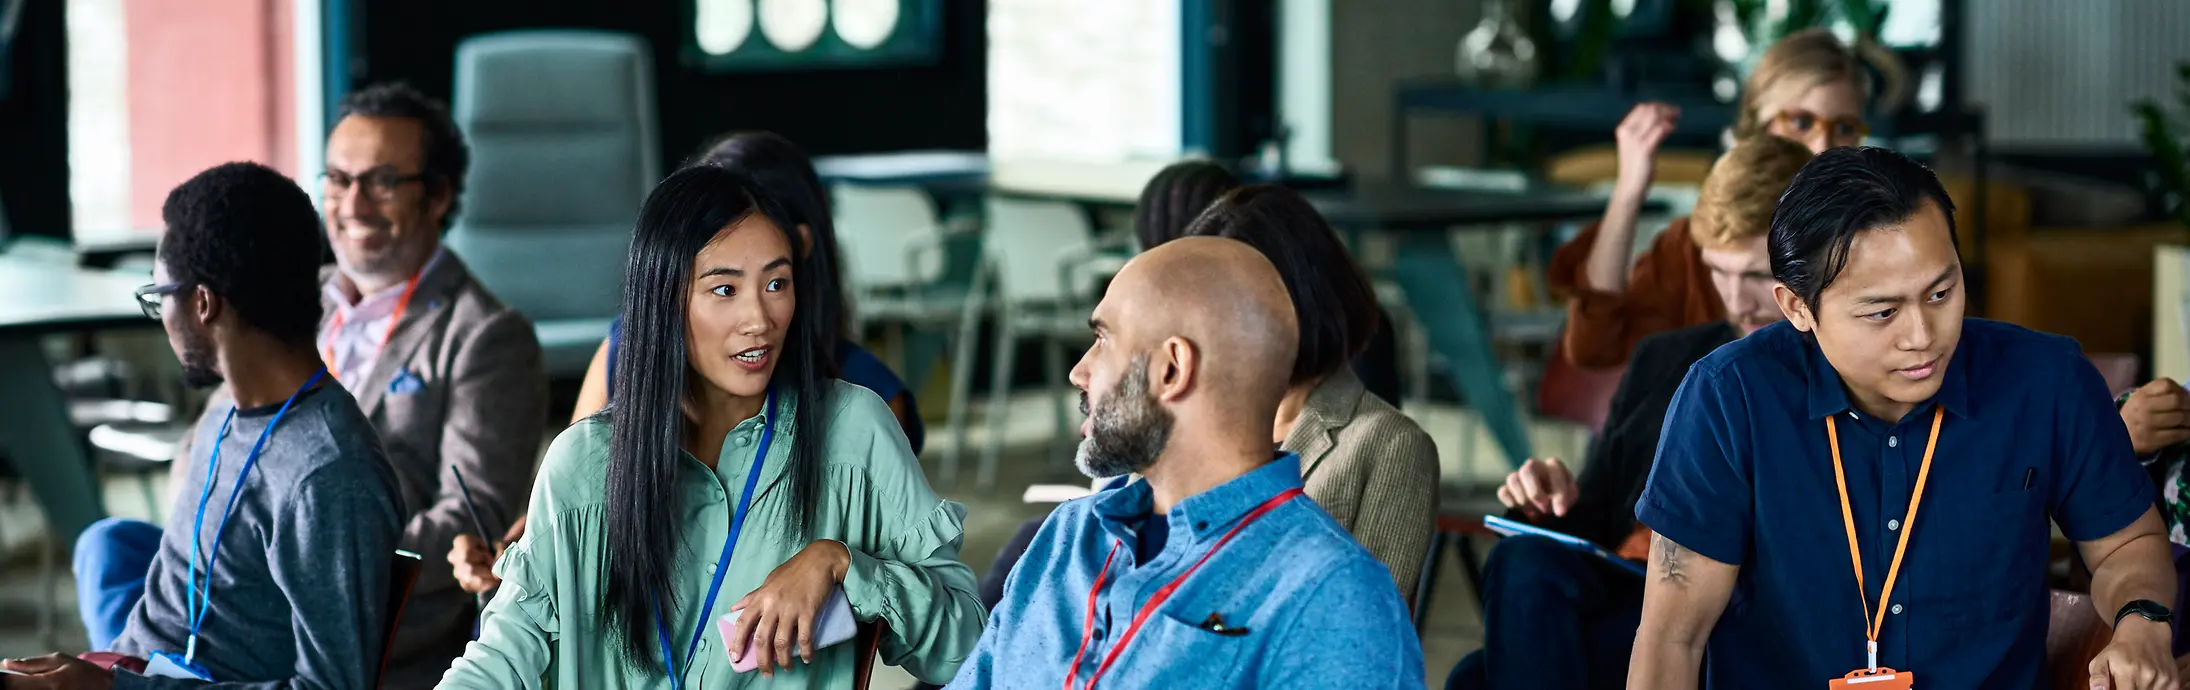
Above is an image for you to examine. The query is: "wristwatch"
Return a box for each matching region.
[2114,599,2174,628]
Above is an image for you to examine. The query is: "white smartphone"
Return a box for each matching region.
[716,586,857,673]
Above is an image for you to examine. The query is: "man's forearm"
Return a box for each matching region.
[1626,635,1703,690]
[2089,529,2178,627]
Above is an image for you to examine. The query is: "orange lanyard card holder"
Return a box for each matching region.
[1829,668,1914,689]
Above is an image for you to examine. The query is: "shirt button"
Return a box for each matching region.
[1887,519,1901,531]
[1888,436,1899,448]
[706,563,718,574]
[1891,604,1904,615]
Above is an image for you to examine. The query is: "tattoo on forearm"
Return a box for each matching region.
[1655,533,1690,587]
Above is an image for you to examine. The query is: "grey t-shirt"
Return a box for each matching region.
[113,382,405,689]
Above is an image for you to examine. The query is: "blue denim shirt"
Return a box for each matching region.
[948,453,1422,689]
[1637,319,2155,689]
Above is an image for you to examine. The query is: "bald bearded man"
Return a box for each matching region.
[946,237,1423,689]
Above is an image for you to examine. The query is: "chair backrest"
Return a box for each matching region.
[983,196,1094,305]
[833,184,946,289]
[378,550,424,687]
[446,29,658,322]
[851,619,888,690]
[2086,352,2140,397]
[1537,337,1625,435]
[2045,589,2113,690]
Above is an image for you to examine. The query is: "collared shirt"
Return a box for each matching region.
[948,453,1423,689]
[441,381,986,688]
[320,248,446,382]
[1637,319,2154,689]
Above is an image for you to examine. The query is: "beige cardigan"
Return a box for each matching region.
[1283,368,1441,605]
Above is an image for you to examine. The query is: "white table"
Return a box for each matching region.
[0,254,154,541]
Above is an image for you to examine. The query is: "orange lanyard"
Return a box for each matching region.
[1062,487,1303,690]
[1826,405,1943,672]
[322,272,422,382]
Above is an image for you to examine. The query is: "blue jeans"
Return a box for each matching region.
[73,517,163,651]
[1446,534,1644,690]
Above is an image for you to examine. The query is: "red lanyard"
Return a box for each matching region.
[1062,487,1304,690]
[1826,406,1942,671]
[323,272,422,382]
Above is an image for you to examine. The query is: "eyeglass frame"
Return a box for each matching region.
[319,167,429,203]
[134,282,186,319]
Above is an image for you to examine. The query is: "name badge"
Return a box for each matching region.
[146,652,214,681]
[1828,667,1913,689]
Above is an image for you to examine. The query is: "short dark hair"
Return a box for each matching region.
[1134,160,1241,250]
[336,82,470,230]
[1770,146,1958,308]
[158,162,326,347]
[1184,185,1380,384]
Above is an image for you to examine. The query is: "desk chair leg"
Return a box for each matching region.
[944,264,994,484]
[1455,534,1487,621]
[1043,336,1072,469]
[38,534,57,648]
[1388,237,1532,468]
[0,338,108,542]
[979,313,1019,490]
[1413,530,1447,634]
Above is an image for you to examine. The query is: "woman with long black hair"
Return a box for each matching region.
[440,166,983,687]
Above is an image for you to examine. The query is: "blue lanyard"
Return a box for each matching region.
[656,388,777,689]
[184,368,327,664]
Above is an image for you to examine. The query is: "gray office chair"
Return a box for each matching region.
[446,30,659,377]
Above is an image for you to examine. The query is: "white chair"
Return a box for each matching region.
[975,196,1105,488]
[832,184,989,478]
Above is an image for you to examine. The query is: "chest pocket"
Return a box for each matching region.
[1921,466,2048,630]
[1096,608,1249,688]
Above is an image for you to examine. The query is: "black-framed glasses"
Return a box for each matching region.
[134,282,185,319]
[319,168,427,203]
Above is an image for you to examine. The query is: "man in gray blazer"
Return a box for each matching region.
[111,83,546,688]
[312,82,546,687]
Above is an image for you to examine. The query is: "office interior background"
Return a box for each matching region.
[4,0,2190,687]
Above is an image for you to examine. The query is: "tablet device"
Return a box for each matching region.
[1481,515,1647,576]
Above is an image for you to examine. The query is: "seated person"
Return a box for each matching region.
[12,163,404,687]
[1632,147,2177,688]
[947,237,1421,688]
[1549,28,1877,368]
[1183,185,1439,600]
[453,131,925,596]
[79,83,548,687]
[439,165,983,686]
[570,132,921,446]
[1444,134,1812,690]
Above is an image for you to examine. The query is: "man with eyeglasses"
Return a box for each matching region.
[72,82,546,689]
[6,162,405,687]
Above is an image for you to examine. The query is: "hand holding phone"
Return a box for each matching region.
[718,587,856,673]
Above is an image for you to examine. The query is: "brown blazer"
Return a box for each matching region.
[173,251,546,688]
[1282,368,1441,605]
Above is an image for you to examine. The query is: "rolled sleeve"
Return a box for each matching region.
[1633,363,1753,565]
[2053,355,2159,541]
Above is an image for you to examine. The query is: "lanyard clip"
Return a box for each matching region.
[1866,639,1878,672]
[184,634,199,665]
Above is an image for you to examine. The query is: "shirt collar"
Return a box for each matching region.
[324,246,449,316]
[1800,329,1972,422]
[1092,452,1306,544]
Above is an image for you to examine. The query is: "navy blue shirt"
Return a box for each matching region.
[1636,319,2154,689]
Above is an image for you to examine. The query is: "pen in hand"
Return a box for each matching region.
[451,466,495,636]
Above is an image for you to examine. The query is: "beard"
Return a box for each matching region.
[176,325,224,389]
[1074,354,1174,480]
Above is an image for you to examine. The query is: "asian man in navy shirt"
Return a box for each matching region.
[1628,147,2179,689]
